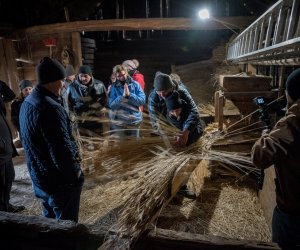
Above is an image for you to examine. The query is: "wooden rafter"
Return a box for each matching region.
[17,17,256,37]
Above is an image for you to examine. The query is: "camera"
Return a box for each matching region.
[254,97,265,106]
[253,96,271,129]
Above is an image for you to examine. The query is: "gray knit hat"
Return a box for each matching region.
[19,80,33,91]
[37,57,66,85]
[66,65,75,76]
[286,68,300,101]
[154,72,174,91]
[79,65,92,76]
[122,60,136,71]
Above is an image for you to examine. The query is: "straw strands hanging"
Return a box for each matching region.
[72,106,269,249]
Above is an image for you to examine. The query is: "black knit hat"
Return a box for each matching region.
[79,65,92,75]
[66,65,75,76]
[286,68,300,101]
[37,57,66,85]
[165,91,182,111]
[19,80,33,91]
[154,72,174,91]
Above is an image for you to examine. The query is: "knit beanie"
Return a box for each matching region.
[122,60,136,71]
[154,72,174,91]
[286,68,300,101]
[66,65,75,76]
[79,65,92,76]
[37,57,66,85]
[165,91,182,111]
[19,80,33,91]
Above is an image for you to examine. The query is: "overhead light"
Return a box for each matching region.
[198,9,210,20]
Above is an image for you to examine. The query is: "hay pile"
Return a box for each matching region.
[16,108,271,249]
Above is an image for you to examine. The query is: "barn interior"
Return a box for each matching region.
[0,0,299,249]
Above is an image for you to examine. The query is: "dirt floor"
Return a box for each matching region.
[11,151,271,242]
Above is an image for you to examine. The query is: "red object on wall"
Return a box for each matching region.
[43,38,57,47]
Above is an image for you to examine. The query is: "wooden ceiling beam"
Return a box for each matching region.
[17,17,256,37]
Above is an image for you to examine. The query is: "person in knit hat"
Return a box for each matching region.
[149,72,203,200]
[165,91,203,147]
[11,80,34,132]
[148,71,198,134]
[60,65,76,113]
[67,65,108,135]
[252,68,300,247]
[19,57,84,222]
[122,59,146,111]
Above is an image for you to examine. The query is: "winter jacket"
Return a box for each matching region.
[20,85,84,194]
[108,76,145,126]
[0,109,18,164]
[148,85,198,131]
[252,99,300,215]
[11,94,24,132]
[132,70,145,112]
[0,81,17,163]
[67,77,107,115]
[167,97,203,146]
[0,80,15,116]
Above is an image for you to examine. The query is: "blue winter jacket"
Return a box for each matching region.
[67,77,107,115]
[20,85,83,194]
[108,76,145,126]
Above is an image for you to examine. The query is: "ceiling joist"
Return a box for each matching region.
[17,17,256,37]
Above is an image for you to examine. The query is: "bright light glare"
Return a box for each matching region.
[198,9,210,20]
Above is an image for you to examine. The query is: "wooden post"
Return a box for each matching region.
[277,66,285,98]
[71,32,82,68]
[214,90,224,131]
[214,91,220,123]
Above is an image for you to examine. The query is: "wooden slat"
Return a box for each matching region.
[17,17,256,37]
[137,228,280,250]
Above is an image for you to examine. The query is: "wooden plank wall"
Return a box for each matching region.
[0,38,19,137]
[17,32,82,83]
[258,167,276,230]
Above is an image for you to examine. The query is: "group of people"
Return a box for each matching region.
[1,55,300,247]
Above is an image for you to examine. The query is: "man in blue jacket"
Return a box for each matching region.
[67,65,107,136]
[20,57,84,222]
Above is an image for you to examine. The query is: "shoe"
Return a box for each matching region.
[7,204,25,213]
[178,185,197,200]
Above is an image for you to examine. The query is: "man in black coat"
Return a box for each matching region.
[20,57,84,222]
[0,80,25,212]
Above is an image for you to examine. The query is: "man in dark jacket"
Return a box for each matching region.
[20,57,84,222]
[148,72,202,146]
[67,65,107,135]
[252,68,300,248]
[11,80,33,132]
[165,91,203,147]
[0,80,25,212]
[148,72,202,199]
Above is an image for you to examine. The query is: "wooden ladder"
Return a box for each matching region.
[227,0,300,64]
